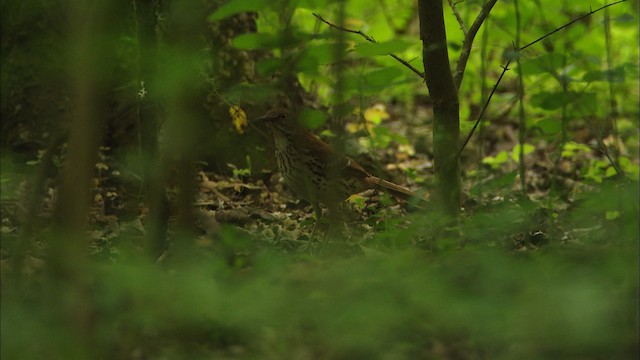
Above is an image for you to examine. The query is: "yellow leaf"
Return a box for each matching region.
[229,105,248,134]
[364,104,389,124]
[346,123,361,134]
[398,144,415,156]
[347,194,366,208]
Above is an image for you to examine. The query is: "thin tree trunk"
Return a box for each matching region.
[48,1,123,356]
[418,0,461,219]
[134,0,169,259]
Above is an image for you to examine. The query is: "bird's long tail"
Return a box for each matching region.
[364,176,427,205]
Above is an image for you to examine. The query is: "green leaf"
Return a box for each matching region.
[372,126,393,148]
[366,67,403,87]
[530,92,571,110]
[572,92,597,109]
[530,91,596,110]
[256,58,283,76]
[354,40,415,56]
[562,142,591,158]
[343,67,404,95]
[319,129,335,138]
[299,109,327,129]
[510,143,535,162]
[605,166,618,178]
[605,210,621,220]
[537,118,562,134]
[519,53,564,75]
[482,151,509,169]
[612,13,636,24]
[582,66,626,82]
[231,33,278,50]
[299,43,336,66]
[208,0,267,21]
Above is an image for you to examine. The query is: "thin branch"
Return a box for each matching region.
[313,12,376,42]
[447,0,468,35]
[454,0,497,89]
[388,54,424,78]
[598,139,624,177]
[457,60,511,158]
[313,13,425,79]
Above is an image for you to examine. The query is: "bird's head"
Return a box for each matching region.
[254,108,297,137]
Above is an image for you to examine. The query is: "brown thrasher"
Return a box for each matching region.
[255,108,418,219]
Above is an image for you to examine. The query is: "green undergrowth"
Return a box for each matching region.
[3,245,638,359]
[2,181,638,360]
[3,245,638,358]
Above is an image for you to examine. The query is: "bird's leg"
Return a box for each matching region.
[323,202,355,241]
[309,202,324,238]
[310,202,340,241]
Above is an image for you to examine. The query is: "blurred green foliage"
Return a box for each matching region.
[3,235,637,359]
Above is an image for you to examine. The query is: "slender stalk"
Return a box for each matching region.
[514,0,527,196]
[603,1,621,162]
[476,21,490,200]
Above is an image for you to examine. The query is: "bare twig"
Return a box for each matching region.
[313,12,376,42]
[313,13,425,79]
[454,0,497,89]
[598,139,624,177]
[447,0,468,35]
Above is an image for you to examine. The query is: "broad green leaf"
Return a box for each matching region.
[612,13,636,23]
[537,118,562,134]
[231,33,278,50]
[296,43,337,74]
[531,92,571,110]
[372,126,393,148]
[295,55,320,74]
[354,40,415,56]
[530,91,596,111]
[300,43,336,66]
[319,129,335,138]
[519,53,564,75]
[510,143,535,162]
[256,58,282,76]
[208,0,267,21]
[619,158,639,180]
[562,142,591,158]
[343,67,404,95]
[299,109,327,129]
[482,151,509,169]
[605,166,618,178]
[366,67,403,87]
[582,66,626,82]
[605,210,621,220]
